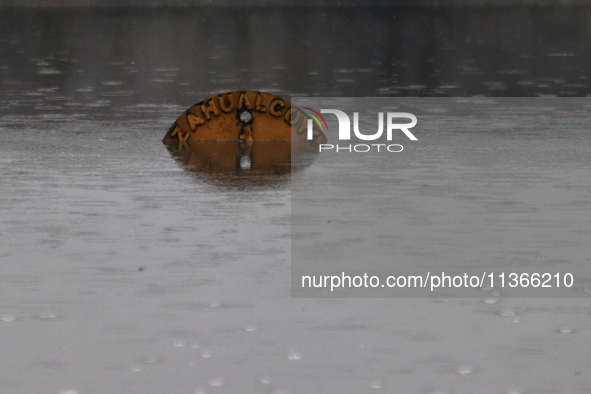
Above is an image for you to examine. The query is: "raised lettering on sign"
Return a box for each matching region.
[200,98,219,120]
[171,125,190,141]
[254,93,267,113]
[187,113,205,131]
[163,90,327,143]
[269,98,285,117]
[218,93,235,113]
[237,92,253,110]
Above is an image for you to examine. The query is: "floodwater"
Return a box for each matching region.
[291,97,591,299]
[1,7,591,394]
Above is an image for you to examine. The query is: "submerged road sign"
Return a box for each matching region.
[163,90,327,144]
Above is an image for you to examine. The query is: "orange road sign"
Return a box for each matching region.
[163,90,327,144]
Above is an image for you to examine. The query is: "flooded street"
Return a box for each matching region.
[1,7,591,394]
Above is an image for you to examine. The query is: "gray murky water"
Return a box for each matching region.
[2,7,591,394]
[291,98,591,298]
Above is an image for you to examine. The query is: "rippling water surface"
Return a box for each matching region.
[1,7,591,394]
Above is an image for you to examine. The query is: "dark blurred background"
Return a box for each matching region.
[1,2,591,115]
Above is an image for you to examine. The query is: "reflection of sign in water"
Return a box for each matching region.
[165,141,319,188]
[163,90,327,144]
